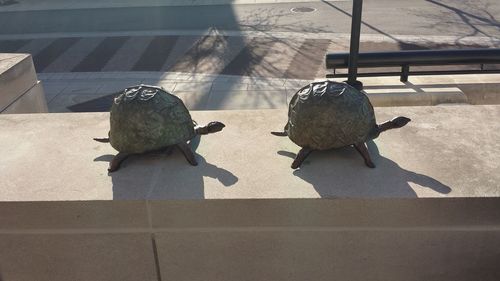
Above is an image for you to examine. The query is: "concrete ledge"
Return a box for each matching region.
[1,105,499,200]
[0,233,158,281]
[156,228,500,281]
[0,53,48,113]
[0,54,37,111]
[3,198,500,232]
[2,82,48,113]
[1,106,500,280]
[1,199,500,281]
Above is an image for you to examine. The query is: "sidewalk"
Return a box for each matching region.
[0,0,329,12]
[38,71,500,113]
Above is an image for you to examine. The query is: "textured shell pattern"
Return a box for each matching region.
[109,85,195,153]
[286,81,377,150]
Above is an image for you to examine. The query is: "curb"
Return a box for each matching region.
[366,91,469,107]
[39,72,500,109]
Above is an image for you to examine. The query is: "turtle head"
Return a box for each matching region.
[377,116,411,135]
[391,116,411,128]
[206,121,225,133]
[196,121,225,135]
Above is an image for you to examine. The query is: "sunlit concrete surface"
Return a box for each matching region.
[1,105,499,200]
[1,105,500,281]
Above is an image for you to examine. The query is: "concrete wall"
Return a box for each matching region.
[0,53,48,114]
[1,106,499,280]
[1,198,500,281]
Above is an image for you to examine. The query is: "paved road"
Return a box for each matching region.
[1,0,498,79]
[2,34,496,79]
[1,0,499,37]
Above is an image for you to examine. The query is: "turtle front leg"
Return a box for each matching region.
[108,152,132,172]
[353,142,375,168]
[177,142,198,166]
[291,147,313,169]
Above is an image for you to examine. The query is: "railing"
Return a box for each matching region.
[325,48,500,82]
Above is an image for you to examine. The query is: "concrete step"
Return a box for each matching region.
[1,106,500,280]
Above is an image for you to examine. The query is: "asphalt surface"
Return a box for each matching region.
[2,35,495,79]
[0,0,498,80]
[0,0,499,38]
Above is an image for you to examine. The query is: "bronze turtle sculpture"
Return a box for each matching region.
[272,81,411,169]
[94,85,225,172]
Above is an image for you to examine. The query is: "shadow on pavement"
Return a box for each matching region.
[279,140,451,198]
[94,135,238,200]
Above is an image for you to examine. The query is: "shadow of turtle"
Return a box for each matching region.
[279,141,451,198]
[94,135,238,200]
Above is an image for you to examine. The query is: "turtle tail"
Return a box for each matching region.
[271,131,287,137]
[93,137,110,143]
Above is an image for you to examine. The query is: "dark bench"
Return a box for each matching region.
[325,48,500,82]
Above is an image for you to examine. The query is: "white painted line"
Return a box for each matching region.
[16,38,55,57]
[43,37,104,73]
[101,36,154,72]
[1,30,498,47]
[161,35,205,71]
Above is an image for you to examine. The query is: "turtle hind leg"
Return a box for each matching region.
[378,116,411,133]
[353,142,375,168]
[291,147,313,169]
[94,131,111,143]
[177,142,198,166]
[108,152,131,172]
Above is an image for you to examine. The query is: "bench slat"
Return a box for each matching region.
[326,48,500,69]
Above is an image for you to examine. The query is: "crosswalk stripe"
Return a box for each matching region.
[33,38,80,72]
[9,35,336,79]
[101,36,154,72]
[168,35,223,73]
[43,37,104,73]
[16,38,55,66]
[161,35,204,71]
[258,37,306,78]
[72,36,130,72]
[284,39,331,80]
[313,40,347,78]
[132,36,179,71]
[209,36,248,75]
[170,35,249,75]
[220,37,280,77]
[0,39,30,53]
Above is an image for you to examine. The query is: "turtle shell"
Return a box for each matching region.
[109,85,195,153]
[285,81,378,150]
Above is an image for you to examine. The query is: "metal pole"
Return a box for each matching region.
[347,0,363,89]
